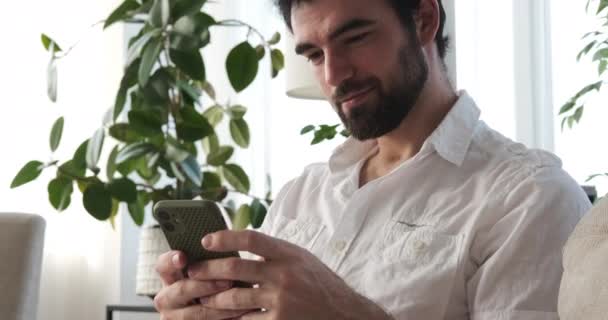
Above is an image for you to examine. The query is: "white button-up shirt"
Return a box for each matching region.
[261,92,591,319]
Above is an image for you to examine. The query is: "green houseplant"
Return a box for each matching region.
[560,0,608,182]
[10,0,285,230]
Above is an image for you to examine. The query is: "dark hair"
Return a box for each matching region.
[275,0,450,59]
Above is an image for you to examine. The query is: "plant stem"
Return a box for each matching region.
[55,20,105,59]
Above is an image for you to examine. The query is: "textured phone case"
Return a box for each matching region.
[153,200,238,262]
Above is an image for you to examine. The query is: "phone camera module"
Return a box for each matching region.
[157,210,170,221]
[162,222,175,232]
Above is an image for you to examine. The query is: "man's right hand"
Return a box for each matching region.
[153,251,251,319]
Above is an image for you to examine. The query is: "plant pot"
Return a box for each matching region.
[135,225,170,298]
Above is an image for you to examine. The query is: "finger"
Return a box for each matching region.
[204,287,272,311]
[188,257,269,285]
[155,251,187,286]
[203,230,297,260]
[164,304,253,320]
[154,279,233,310]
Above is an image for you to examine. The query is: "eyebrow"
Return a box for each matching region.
[294,19,376,55]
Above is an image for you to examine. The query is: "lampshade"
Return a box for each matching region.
[284,32,325,100]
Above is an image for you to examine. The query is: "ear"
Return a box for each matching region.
[414,0,441,47]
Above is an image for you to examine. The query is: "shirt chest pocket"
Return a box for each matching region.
[271,215,324,252]
[361,221,464,319]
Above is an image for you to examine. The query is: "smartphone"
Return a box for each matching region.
[153,200,240,262]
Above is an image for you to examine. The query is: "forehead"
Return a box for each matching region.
[291,0,396,43]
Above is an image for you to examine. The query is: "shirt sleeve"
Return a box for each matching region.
[467,165,591,320]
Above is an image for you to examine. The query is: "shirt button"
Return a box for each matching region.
[412,240,427,254]
[285,226,297,237]
[334,240,347,252]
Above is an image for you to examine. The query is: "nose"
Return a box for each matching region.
[323,51,355,88]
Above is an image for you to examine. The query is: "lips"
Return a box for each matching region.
[339,86,375,111]
[339,86,375,104]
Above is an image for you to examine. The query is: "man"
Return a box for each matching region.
[154,0,591,319]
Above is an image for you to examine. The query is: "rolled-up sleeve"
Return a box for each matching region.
[468,166,590,320]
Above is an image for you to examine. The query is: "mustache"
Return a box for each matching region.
[332,78,379,103]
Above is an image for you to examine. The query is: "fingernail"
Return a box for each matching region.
[202,235,213,249]
[172,253,181,267]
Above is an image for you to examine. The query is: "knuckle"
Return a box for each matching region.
[153,292,166,311]
[176,281,189,300]
[243,230,257,249]
[223,258,241,277]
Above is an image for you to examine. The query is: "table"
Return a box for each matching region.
[106,305,157,320]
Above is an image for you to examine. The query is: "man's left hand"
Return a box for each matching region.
[187,230,392,320]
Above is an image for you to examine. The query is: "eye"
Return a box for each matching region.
[346,32,370,44]
[306,51,324,65]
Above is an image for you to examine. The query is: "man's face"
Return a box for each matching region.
[292,0,429,140]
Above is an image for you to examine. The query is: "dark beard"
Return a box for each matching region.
[334,43,428,141]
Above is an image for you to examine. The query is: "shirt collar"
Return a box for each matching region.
[328,90,481,177]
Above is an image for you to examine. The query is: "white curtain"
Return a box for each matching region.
[0,0,123,319]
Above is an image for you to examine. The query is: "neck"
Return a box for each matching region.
[360,67,457,186]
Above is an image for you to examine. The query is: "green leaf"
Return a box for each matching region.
[104,0,140,29]
[271,49,285,78]
[116,142,156,163]
[107,178,138,203]
[203,105,224,127]
[201,81,216,99]
[202,133,219,154]
[599,60,608,76]
[559,102,576,115]
[255,45,265,60]
[41,34,62,52]
[176,107,214,141]
[592,48,608,61]
[574,81,603,99]
[11,161,44,188]
[126,29,160,67]
[171,49,206,81]
[165,137,192,162]
[49,116,64,152]
[200,171,225,200]
[250,199,267,229]
[150,0,170,28]
[599,0,608,14]
[207,146,234,166]
[228,105,247,120]
[229,119,250,148]
[109,199,120,230]
[226,42,259,92]
[86,128,105,171]
[59,160,86,179]
[127,192,146,226]
[114,59,140,120]
[107,146,119,181]
[268,32,281,45]
[233,204,251,230]
[300,125,315,135]
[170,162,187,182]
[48,177,73,212]
[180,156,202,186]
[176,80,202,103]
[172,0,208,20]
[128,110,163,137]
[73,140,89,170]
[139,37,163,87]
[573,106,585,124]
[83,183,113,221]
[578,40,597,61]
[109,123,143,143]
[221,164,250,193]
